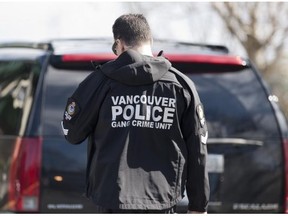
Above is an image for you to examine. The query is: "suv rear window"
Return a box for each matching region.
[0,60,41,136]
[189,68,279,141]
[43,62,280,143]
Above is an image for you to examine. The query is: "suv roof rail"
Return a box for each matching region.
[51,38,229,52]
[50,37,112,42]
[0,38,230,54]
[0,42,53,51]
[179,42,229,54]
[154,39,229,54]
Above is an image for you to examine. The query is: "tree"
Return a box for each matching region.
[211,2,288,76]
[212,2,288,118]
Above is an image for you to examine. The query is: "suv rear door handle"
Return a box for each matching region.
[207,138,263,155]
[208,138,263,146]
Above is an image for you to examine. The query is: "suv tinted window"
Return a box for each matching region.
[43,66,90,136]
[43,65,280,141]
[0,60,41,136]
[189,68,279,140]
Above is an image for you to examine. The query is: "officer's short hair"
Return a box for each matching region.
[112,14,152,47]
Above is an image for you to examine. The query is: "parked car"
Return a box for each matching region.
[0,39,287,213]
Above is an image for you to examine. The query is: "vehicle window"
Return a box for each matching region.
[43,65,280,143]
[189,68,279,140]
[43,66,90,136]
[0,60,41,136]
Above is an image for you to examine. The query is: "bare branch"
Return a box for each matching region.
[224,3,247,33]
[211,2,288,74]
[211,3,244,45]
[248,2,258,37]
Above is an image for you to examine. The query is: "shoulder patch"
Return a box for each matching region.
[64,98,80,121]
[196,104,206,127]
[67,101,76,115]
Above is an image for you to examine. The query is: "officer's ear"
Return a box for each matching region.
[117,39,128,55]
[112,41,117,55]
[113,39,127,56]
[112,39,121,56]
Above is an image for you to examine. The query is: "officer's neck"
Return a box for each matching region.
[132,43,153,57]
[123,42,153,57]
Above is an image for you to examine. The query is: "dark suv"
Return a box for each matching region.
[0,39,287,213]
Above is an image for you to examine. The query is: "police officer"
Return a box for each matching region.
[61,14,209,213]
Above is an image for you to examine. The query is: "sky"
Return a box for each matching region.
[0,2,124,42]
[0,2,227,42]
[0,1,287,58]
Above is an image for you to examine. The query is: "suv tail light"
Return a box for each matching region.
[283,138,288,213]
[55,53,248,73]
[61,53,116,62]
[163,54,247,65]
[60,53,246,66]
[8,137,42,212]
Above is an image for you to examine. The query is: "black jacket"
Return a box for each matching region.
[61,50,209,211]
